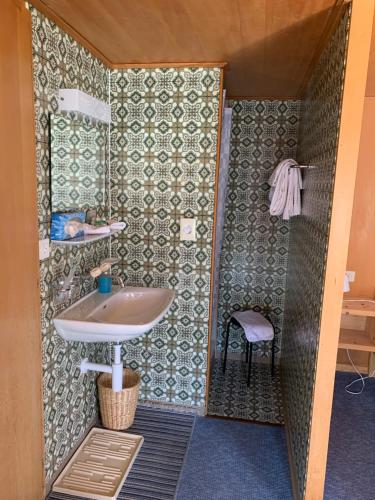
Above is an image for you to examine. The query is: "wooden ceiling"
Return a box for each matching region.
[31,0,346,98]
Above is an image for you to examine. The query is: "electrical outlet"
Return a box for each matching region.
[346,271,355,282]
[39,238,50,260]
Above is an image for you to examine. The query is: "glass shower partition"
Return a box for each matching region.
[210,104,233,365]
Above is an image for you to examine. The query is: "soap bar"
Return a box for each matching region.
[51,211,85,241]
[100,262,111,273]
[90,267,102,278]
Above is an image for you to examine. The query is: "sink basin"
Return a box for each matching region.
[53,286,175,342]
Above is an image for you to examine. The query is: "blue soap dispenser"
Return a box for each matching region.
[98,274,112,293]
[95,262,112,294]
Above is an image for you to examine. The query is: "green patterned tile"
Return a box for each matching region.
[31,7,110,483]
[282,8,350,499]
[111,67,221,406]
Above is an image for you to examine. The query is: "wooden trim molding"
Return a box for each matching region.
[205,68,225,414]
[227,95,300,101]
[112,61,227,69]
[304,1,375,498]
[27,0,112,67]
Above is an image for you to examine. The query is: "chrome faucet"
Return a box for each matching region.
[112,275,125,288]
[54,264,124,303]
[53,265,93,302]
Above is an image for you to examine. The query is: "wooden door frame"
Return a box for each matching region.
[304,0,374,498]
[0,1,44,497]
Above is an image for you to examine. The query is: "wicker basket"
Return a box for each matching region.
[97,368,140,430]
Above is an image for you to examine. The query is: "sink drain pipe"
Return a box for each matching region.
[80,344,123,391]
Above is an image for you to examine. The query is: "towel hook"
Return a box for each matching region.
[290,164,317,169]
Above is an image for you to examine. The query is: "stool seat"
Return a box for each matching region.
[222,309,276,386]
[232,310,274,342]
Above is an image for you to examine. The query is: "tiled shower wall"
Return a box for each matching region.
[281,7,350,499]
[31,9,110,482]
[216,100,301,359]
[110,68,221,407]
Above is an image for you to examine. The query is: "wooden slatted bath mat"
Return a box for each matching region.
[52,427,143,500]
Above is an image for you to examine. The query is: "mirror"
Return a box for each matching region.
[50,113,107,215]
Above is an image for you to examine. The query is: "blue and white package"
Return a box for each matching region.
[51,211,85,241]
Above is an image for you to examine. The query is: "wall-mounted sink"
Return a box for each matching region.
[53,286,175,343]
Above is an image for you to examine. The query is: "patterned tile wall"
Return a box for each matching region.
[110,68,221,407]
[281,8,350,499]
[31,8,110,482]
[216,100,301,359]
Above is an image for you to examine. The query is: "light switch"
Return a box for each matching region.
[39,238,50,260]
[180,218,197,241]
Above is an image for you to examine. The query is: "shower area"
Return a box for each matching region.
[208,98,301,424]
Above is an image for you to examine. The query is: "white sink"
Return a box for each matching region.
[53,286,175,343]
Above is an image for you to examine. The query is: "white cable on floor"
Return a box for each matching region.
[345,349,375,395]
[341,300,375,393]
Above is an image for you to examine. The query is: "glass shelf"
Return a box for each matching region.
[51,228,121,247]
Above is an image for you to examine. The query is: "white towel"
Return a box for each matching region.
[83,224,111,235]
[110,221,126,231]
[232,310,274,342]
[268,159,302,220]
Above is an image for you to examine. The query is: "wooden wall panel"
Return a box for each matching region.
[346,98,375,299]
[365,10,375,96]
[30,0,340,98]
[0,1,44,498]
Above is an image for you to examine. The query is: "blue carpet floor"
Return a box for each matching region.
[46,371,375,500]
[176,417,292,500]
[324,371,375,500]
